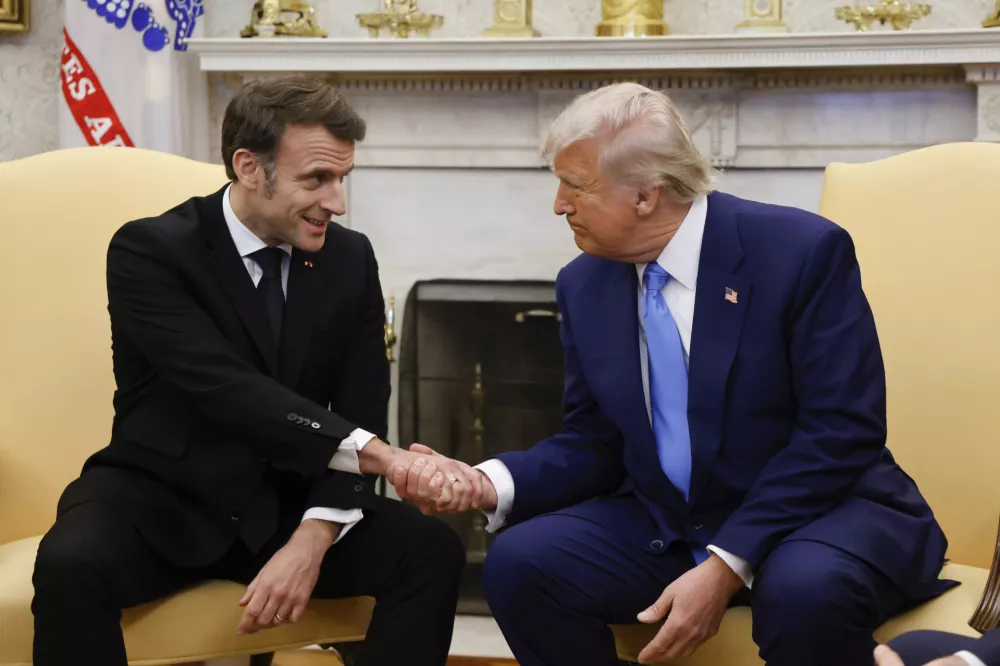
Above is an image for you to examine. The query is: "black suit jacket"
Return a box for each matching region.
[57,186,390,566]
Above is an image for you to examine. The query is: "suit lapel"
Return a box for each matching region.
[278,248,320,389]
[198,189,279,376]
[687,193,751,506]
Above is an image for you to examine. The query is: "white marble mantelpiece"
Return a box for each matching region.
[190,30,998,170]
[187,30,1000,72]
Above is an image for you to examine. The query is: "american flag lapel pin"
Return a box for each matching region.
[725,287,738,304]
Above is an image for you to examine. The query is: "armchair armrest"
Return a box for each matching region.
[970,515,1000,633]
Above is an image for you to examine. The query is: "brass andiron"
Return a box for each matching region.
[596,0,669,37]
[835,0,931,31]
[985,0,1000,27]
[357,0,444,38]
[240,0,327,38]
[384,296,397,363]
[467,363,489,564]
[736,0,790,33]
[483,0,540,38]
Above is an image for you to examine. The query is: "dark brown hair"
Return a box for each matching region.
[221,75,366,185]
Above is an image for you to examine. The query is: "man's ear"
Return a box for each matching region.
[636,186,661,217]
[231,149,261,193]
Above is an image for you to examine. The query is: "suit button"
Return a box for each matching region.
[650,539,664,551]
[231,515,240,522]
[354,484,364,492]
[287,413,297,421]
[311,422,320,430]
[693,524,703,530]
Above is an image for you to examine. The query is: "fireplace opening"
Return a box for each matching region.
[395,279,566,614]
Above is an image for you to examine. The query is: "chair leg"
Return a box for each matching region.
[249,653,275,666]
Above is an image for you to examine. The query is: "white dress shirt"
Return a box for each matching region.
[477,195,754,588]
[957,652,987,666]
[222,184,374,544]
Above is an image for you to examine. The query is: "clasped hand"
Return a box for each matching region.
[387,444,498,515]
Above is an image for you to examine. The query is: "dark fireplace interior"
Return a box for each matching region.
[395,279,566,614]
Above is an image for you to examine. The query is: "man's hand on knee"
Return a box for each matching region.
[236,519,337,635]
[635,553,745,663]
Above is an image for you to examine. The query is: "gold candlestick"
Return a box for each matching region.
[985,0,1000,27]
[383,295,397,363]
[357,0,443,38]
[596,0,669,37]
[483,0,540,37]
[736,0,790,33]
[835,0,931,31]
[466,363,489,564]
[240,0,327,38]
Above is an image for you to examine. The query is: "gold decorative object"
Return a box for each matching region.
[0,0,30,32]
[483,0,539,38]
[596,0,669,37]
[240,0,327,38]
[357,0,444,39]
[384,296,397,363]
[984,0,1000,27]
[736,0,790,33]
[467,363,488,564]
[835,0,931,31]
[514,308,562,323]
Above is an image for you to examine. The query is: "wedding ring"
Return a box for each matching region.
[274,614,283,622]
[447,475,460,484]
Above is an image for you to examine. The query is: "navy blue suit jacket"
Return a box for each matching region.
[495,191,951,599]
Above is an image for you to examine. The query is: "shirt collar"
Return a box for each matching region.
[636,194,708,292]
[222,183,292,259]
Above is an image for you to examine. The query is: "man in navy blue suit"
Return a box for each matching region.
[388,81,953,666]
[877,629,1000,666]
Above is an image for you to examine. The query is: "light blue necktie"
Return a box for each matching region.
[643,263,693,501]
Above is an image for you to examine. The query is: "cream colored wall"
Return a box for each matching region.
[0,0,64,162]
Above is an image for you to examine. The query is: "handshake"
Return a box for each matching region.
[379,443,499,516]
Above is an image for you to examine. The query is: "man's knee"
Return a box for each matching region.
[32,506,128,607]
[481,519,566,612]
[751,542,862,633]
[33,527,112,606]
[403,511,466,581]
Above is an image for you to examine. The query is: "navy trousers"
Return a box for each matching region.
[483,496,910,666]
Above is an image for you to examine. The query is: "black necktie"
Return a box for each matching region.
[250,247,285,343]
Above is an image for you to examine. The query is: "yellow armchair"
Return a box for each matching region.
[613,142,1000,664]
[0,147,373,666]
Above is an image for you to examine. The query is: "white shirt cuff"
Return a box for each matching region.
[326,428,376,475]
[302,507,364,545]
[474,459,514,533]
[956,651,987,666]
[706,545,754,589]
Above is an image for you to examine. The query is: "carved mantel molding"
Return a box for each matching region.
[190,31,1000,170]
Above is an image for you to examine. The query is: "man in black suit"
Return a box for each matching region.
[30,76,475,666]
[877,629,1000,666]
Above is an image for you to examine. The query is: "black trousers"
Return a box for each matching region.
[31,495,465,666]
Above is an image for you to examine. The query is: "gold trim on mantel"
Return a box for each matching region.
[0,0,29,32]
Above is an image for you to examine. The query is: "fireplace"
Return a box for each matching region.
[395,279,565,614]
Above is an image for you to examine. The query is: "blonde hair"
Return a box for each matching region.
[541,82,715,204]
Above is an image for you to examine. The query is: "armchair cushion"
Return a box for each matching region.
[0,536,374,666]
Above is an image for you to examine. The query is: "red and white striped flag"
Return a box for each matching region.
[59,0,209,160]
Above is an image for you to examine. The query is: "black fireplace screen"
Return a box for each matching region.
[396,279,566,614]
